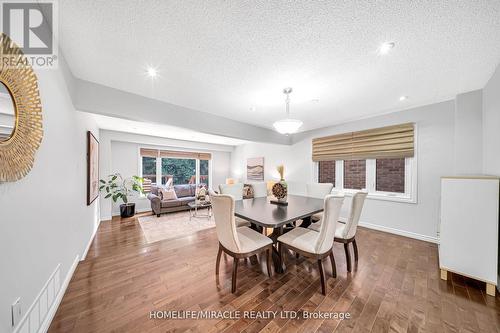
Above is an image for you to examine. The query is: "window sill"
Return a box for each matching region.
[334,189,417,204]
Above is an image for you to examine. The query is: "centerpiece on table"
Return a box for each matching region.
[99,173,145,218]
[271,164,288,205]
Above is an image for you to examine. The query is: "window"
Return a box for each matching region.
[141,156,157,193]
[312,123,416,202]
[161,158,196,185]
[200,159,209,188]
[316,157,415,202]
[318,160,335,184]
[376,158,405,193]
[343,160,366,190]
[139,148,212,189]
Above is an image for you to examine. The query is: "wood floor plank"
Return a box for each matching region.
[48,211,500,333]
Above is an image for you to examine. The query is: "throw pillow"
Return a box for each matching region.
[243,184,254,199]
[159,188,177,201]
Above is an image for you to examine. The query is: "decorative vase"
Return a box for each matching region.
[272,179,288,203]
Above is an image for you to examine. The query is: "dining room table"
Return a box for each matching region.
[234,194,325,273]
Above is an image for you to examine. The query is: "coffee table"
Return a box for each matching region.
[188,200,212,220]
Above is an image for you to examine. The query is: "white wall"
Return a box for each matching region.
[483,63,500,176]
[454,90,483,174]
[98,130,232,219]
[0,67,100,331]
[232,100,457,242]
[230,142,291,181]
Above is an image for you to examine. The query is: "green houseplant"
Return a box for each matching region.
[100,173,144,218]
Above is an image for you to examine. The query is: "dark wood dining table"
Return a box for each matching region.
[234,194,324,273]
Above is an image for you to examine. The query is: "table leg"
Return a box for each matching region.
[269,226,285,273]
[250,223,263,233]
[300,216,312,229]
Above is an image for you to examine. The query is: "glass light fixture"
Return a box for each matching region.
[273,87,303,134]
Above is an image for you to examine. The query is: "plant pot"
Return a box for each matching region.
[120,203,136,218]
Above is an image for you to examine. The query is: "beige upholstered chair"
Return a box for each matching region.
[211,192,273,293]
[249,182,267,198]
[277,194,344,295]
[218,183,248,227]
[219,183,244,200]
[306,182,334,223]
[306,183,334,198]
[309,191,367,272]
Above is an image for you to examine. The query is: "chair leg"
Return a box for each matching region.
[318,259,326,295]
[296,252,300,259]
[352,239,359,262]
[231,258,239,293]
[329,250,337,278]
[344,243,352,272]
[215,245,222,276]
[266,248,272,277]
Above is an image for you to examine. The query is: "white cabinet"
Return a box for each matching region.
[439,176,499,296]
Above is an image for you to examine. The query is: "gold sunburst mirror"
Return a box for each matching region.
[0,33,43,182]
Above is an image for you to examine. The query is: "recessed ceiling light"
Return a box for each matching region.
[399,95,408,101]
[378,41,395,55]
[147,67,158,78]
[249,106,257,112]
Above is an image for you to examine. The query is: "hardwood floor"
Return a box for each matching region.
[49,211,500,332]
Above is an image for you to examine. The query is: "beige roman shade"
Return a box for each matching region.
[312,123,414,161]
[139,148,159,158]
[140,148,211,160]
[159,150,211,160]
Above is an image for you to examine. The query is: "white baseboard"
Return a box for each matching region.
[81,220,101,261]
[100,215,112,221]
[14,255,79,333]
[358,220,439,244]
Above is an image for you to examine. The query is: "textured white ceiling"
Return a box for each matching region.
[60,1,500,132]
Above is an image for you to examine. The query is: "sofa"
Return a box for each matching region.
[147,184,197,217]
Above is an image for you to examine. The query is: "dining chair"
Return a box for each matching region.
[249,182,268,198]
[307,182,334,198]
[219,183,244,200]
[309,191,367,272]
[306,182,334,224]
[218,183,249,227]
[211,192,273,293]
[277,194,344,295]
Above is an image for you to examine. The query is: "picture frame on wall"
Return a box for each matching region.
[87,131,99,205]
[247,157,264,181]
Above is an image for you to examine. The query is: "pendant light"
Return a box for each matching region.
[273,87,303,134]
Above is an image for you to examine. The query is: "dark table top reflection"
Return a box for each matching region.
[234,194,324,228]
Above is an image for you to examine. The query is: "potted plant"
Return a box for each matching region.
[100,173,144,218]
